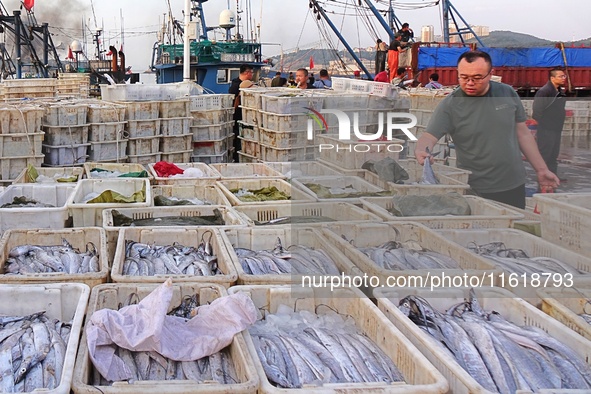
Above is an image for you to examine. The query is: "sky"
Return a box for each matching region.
[4,0,589,71]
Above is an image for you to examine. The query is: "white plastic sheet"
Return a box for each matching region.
[86,279,257,381]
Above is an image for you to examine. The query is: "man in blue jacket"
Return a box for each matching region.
[533,67,567,178]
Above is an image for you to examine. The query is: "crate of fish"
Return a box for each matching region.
[361,195,524,229]
[209,163,285,180]
[42,124,89,146]
[0,131,44,157]
[151,184,231,207]
[191,121,234,142]
[533,193,591,257]
[0,154,44,182]
[72,282,260,394]
[233,201,383,227]
[316,134,405,170]
[0,227,108,288]
[191,108,234,126]
[84,162,151,179]
[126,119,161,138]
[264,160,342,179]
[0,104,44,134]
[538,287,591,341]
[227,284,449,392]
[0,282,89,394]
[120,100,160,120]
[110,228,237,286]
[67,178,152,227]
[88,140,128,162]
[87,102,126,123]
[148,162,221,186]
[13,166,84,184]
[42,102,88,126]
[88,122,127,142]
[321,222,499,290]
[160,117,191,136]
[158,99,190,118]
[292,175,391,204]
[375,286,591,394]
[217,178,315,206]
[0,184,75,233]
[261,93,324,115]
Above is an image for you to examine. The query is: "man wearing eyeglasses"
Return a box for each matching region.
[414,50,559,209]
[532,68,567,179]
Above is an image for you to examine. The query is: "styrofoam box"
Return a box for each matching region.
[539,287,591,341]
[217,178,316,206]
[13,166,84,184]
[189,93,234,111]
[261,93,324,114]
[193,137,228,156]
[87,103,126,123]
[67,178,152,227]
[127,136,160,156]
[126,119,161,138]
[43,143,90,166]
[533,193,591,257]
[120,100,160,120]
[233,201,383,227]
[128,152,161,165]
[0,155,44,181]
[160,150,191,164]
[361,195,523,229]
[0,105,44,134]
[111,227,237,286]
[0,283,89,394]
[160,133,192,152]
[221,227,361,285]
[158,99,190,118]
[228,284,449,393]
[42,103,88,126]
[73,282,259,394]
[191,121,234,141]
[264,160,342,178]
[191,108,234,126]
[321,222,499,290]
[84,162,151,179]
[0,227,108,288]
[316,134,404,170]
[0,131,44,157]
[43,124,89,145]
[88,140,128,162]
[160,117,191,136]
[376,286,591,394]
[88,122,127,142]
[258,143,316,162]
[292,175,389,204]
[259,127,311,149]
[147,162,220,186]
[152,184,231,206]
[0,184,75,232]
[209,163,285,180]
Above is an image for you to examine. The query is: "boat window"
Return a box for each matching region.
[229,68,240,81]
[217,69,227,84]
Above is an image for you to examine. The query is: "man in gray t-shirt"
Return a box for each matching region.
[414,50,559,209]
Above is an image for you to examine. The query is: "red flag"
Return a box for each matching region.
[309,56,314,70]
[23,0,34,11]
[66,46,74,60]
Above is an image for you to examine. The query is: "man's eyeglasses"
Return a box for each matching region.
[553,74,567,79]
[458,70,492,83]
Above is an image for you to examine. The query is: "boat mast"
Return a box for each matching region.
[183,0,190,81]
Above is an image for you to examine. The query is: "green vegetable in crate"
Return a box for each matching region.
[0,196,55,208]
[230,186,290,202]
[86,186,146,204]
[388,192,471,216]
[111,208,225,227]
[154,195,212,206]
[304,183,392,199]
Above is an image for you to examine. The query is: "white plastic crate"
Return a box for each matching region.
[0,131,44,156]
[126,119,161,138]
[84,162,151,179]
[368,95,400,110]
[100,84,139,102]
[369,81,397,97]
[120,100,159,120]
[361,195,523,229]
[191,108,234,126]
[0,105,44,134]
[539,287,591,341]
[0,155,44,181]
[42,103,88,126]
[0,227,108,288]
[261,93,324,114]
[111,227,237,286]
[87,103,126,123]
[127,136,160,156]
[160,150,191,163]
[88,122,127,142]
[88,140,128,162]
[189,93,234,111]
[228,284,449,393]
[0,282,89,394]
[148,162,221,186]
[160,117,191,136]
[349,79,371,93]
[376,286,591,394]
[321,222,499,289]
[319,92,369,110]
[237,151,257,164]
[43,124,89,145]
[160,133,192,152]
[158,99,190,118]
[192,136,228,156]
[159,81,204,100]
[233,201,382,227]
[0,184,75,232]
[259,127,311,149]
[316,134,404,170]
[67,178,152,227]
[191,151,230,164]
[259,110,310,132]
[241,106,261,126]
[292,175,388,204]
[128,152,161,165]
[363,170,471,196]
[151,184,231,206]
[72,282,258,394]
[534,193,591,257]
[209,163,285,180]
[238,137,259,158]
[258,142,316,162]
[264,160,342,178]
[191,121,233,141]
[237,121,258,141]
[13,166,84,184]
[43,143,90,166]
[331,77,351,91]
[217,178,316,206]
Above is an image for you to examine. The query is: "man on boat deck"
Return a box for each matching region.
[229,64,254,161]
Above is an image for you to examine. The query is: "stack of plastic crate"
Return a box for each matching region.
[189,94,235,164]
[0,103,45,184]
[565,101,591,136]
[159,99,192,163]
[56,73,91,98]
[123,101,162,164]
[86,101,128,162]
[1,78,56,99]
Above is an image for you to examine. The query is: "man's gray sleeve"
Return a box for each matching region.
[425,99,451,140]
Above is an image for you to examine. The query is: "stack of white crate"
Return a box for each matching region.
[40,100,89,167]
[56,73,91,98]
[86,101,128,162]
[0,104,45,184]
[159,99,192,163]
[1,78,57,99]
[236,87,276,162]
[564,101,591,136]
[123,101,162,164]
[189,94,235,164]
